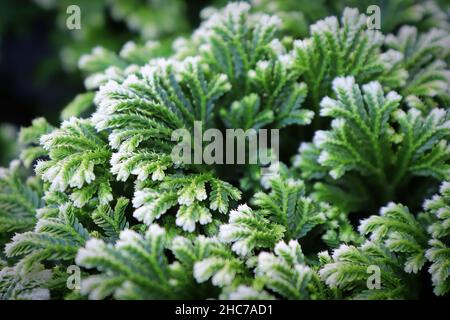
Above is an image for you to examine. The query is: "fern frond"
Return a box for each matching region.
[386,26,450,113]
[76,225,213,299]
[292,7,406,108]
[0,264,51,300]
[92,197,129,242]
[5,204,90,272]
[35,118,113,208]
[297,76,449,209]
[256,240,326,299]
[218,204,285,257]
[319,241,415,299]
[18,118,53,168]
[423,181,450,295]
[0,160,42,234]
[359,203,428,273]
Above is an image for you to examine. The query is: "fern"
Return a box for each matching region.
[319,241,417,299]
[76,225,220,299]
[296,76,449,210]
[292,8,407,109]
[0,264,51,300]
[0,1,449,301]
[359,203,428,273]
[254,240,327,299]
[35,118,113,208]
[0,160,42,235]
[5,204,90,272]
[386,26,450,114]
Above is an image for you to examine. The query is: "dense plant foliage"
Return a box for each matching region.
[0,1,449,300]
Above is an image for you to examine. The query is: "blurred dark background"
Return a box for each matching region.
[0,0,213,127]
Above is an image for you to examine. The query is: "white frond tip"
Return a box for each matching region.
[257,252,277,273]
[293,39,311,50]
[319,96,338,116]
[223,2,251,18]
[331,244,354,261]
[313,130,330,147]
[78,46,105,69]
[386,91,401,103]
[366,30,384,46]
[379,202,397,216]
[175,215,196,233]
[332,76,355,93]
[259,14,282,29]
[331,118,345,130]
[75,238,107,266]
[429,108,448,126]
[342,7,365,28]
[357,218,370,235]
[116,229,141,249]
[440,181,450,194]
[146,224,166,239]
[318,263,339,288]
[119,41,136,58]
[231,240,252,257]
[380,49,404,66]
[362,81,382,96]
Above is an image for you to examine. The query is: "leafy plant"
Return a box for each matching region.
[0,1,449,300]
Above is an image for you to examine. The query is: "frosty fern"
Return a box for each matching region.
[0,1,449,300]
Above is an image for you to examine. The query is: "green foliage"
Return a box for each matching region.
[92,197,129,242]
[219,204,285,256]
[35,118,113,208]
[0,1,449,300]
[253,177,326,240]
[5,204,90,272]
[76,225,215,299]
[319,241,417,299]
[255,240,326,299]
[359,203,428,273]
[423,181,450,295]
[0,161,42,235]
[0,264,51,300]
[18,118,53,168]
[386,26,450,113]
[291,8,406,108]
[296,76,449,210]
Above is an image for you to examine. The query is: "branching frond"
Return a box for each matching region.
[77,225,215,299]
[5,204,90,272]
[386,26,450,113]
[319,241,415,299]
[296,76,449,210]
[35,118,113,208]
[359,203,428,273]
[256,240,326,299]
[292,8,407,107]
[0,264,51,300]
[18,118,53,168]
